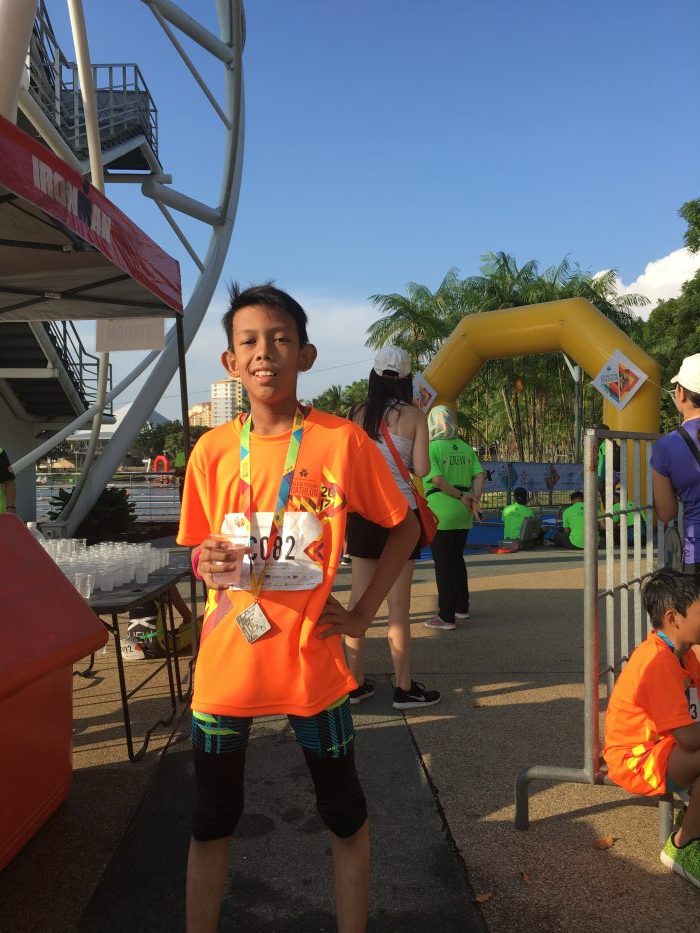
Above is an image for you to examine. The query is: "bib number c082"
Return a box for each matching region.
[218,511,323,591]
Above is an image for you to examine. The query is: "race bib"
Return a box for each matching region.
[689,686,699,722]
[219,511,323,591]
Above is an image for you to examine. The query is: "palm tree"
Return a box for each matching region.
[367,252,649,461]
[365,268,462,367]
[312,384,345,416]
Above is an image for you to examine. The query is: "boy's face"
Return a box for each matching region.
[221,303,316,407]
[672,598,700,646]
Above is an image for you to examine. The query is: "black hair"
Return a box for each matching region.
[222,282,309,350]
[513,487,528,505]
[351,369,413,440]
[679,384,700,408]
[643,569,700,630]
[571,491,583,501]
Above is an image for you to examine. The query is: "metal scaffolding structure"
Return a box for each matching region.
[1,1,245,533]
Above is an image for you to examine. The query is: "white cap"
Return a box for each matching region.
[373,346,411,378]
[670,353,700,393]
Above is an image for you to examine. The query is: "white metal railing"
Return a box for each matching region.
[514,427,683,843]
[28,1,158,159]
[37,470,182,523]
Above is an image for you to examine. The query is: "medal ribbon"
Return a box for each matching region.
[239,406,305,599]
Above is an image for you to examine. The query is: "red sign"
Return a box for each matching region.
[0,115,182,313]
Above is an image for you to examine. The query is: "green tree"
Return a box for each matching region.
[368,252,647,461]
[679,198,700,254]
[641,270,700,430]
[48,486,136,543]
[342,379,369,413]
[312,379,369,418]
[365,268,462,368]
[312,384,345,415]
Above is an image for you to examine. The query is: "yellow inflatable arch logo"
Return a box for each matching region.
[423,298,660,436]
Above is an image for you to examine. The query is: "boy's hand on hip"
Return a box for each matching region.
[317,594,370,640]
[198,536,250,590]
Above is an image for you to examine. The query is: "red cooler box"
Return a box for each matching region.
[0,516,108,870]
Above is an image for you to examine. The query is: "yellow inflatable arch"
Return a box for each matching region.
[423,297,660,436]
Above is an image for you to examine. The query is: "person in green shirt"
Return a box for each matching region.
[612,488,646,546]
[553,491,586,549]
[501,487,535,541]
[424,406,484,629]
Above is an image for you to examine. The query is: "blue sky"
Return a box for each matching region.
[47,1,700,418]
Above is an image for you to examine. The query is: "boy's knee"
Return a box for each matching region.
[192,783,244,841]
[191,744,247,841]
[303,747,368,838]
[317,786,367,838]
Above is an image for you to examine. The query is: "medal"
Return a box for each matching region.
[234,406,306,643]
[235,601,272,644]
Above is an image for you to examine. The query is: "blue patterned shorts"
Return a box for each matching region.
[191,696,355,759]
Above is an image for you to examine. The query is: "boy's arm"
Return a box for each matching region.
[672,722,700,753]
[317,509,419,639]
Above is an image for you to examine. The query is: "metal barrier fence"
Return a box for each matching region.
[514,427,681,842]
[36,472,181,523]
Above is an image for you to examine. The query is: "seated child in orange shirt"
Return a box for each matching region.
[603,569,700,890]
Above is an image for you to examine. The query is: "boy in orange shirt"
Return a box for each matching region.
[603,569,700,889]
[177,284,419,932]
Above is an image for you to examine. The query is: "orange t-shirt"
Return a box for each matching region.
[603,631,700,795]
[177,407,409,717]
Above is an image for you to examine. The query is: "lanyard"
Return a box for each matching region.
[655,630,675,651]
[239,406,305,599]
[655,630,684,667]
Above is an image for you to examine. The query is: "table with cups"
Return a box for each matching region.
[42,537,196,761]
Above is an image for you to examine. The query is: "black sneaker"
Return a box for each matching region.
[349,679,375,704]
[392,680,441,709]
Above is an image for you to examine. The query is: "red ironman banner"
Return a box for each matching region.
[0,114,182,314]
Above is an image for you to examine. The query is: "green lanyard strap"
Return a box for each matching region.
[239,406,305,598]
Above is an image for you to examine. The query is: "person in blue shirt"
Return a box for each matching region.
[651,354,700,576]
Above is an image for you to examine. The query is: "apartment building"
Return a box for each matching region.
[188,401,212,428]
[211,377,247,426]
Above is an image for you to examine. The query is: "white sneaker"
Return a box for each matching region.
[424,617,457,630]
[454,612,471,620]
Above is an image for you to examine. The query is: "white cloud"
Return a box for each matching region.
[296,294,376,401]
[611,248,700,319]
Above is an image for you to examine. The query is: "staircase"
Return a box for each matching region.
[0,321,111,422]
[0,0,162,426]
[19,1,161,173]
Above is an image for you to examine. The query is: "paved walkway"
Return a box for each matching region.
[0,549,696,932]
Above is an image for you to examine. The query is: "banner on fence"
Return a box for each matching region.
[480,461,584,495]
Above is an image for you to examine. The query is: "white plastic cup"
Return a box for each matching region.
[210,534,246,587]
[75,572,94,599]
[96,569,114,592]
[135,561,149,584]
